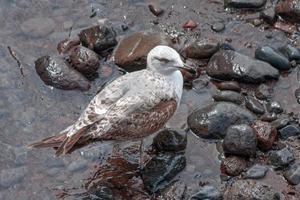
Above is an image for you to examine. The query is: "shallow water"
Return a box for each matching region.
[1,0,300,199]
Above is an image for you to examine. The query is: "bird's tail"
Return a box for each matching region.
[27,125,93,156]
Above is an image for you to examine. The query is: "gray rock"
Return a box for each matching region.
[223,124,257,156]
[190,185,222,200]
[269,148,295,168]
[261,7,276,24]
[278,124,300,139]
[284,163,300,185]
[245,96,265,114]
[67,159,88,173]
[213,90,243,104]
[160,181,186,200]
[14,147,27,166]
[211,22,225,32]
[224,0,267,9]
[188,102,256,139]
[243,164,268,179]
[271,118,290,129]
[21,17,56,38]
[279,44,300,61]
[255,84,272,100]
[207,50,279,83]
[266,101,283,114]
[0,167,27,188]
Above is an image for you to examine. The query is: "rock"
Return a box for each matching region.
[269,148,295,168]
[245,96,265,115]
[253,19,263,26]
[214,81,241,92]
[44,157,65,168]
[279,44,300,61]
[152,129,187,153]
[141,153,186,193]
[260,112,277,122]
[221,156,247,176]
[46,168,60,177]
[190,185,222,200]
[266,101,283,114]
[207,50,279,83]
[0,167,27,188]
[21,17,56,38]
[78,25,117,54]
[183,19,197,29]
[284,163,300,185]
[188,102,255,139]
[252,120,277,151]
[148,3,164,17]
[35,55,90,91]
[159,181,186,200]
[67,159,88,173]
[57,37,80,54]
[112,32,171,71]
[296,88,300,103]
[14,147,28,166]
[274,21,297,34]
[276,0,300,22]
[88,184,114,199]
[183,39,220,59]
[260,7,276,24]
[69,45,100,78]
[271,118,290,129]
[211,22,225,32]
[255,84,272,100]
[224,0,267,9]
[255,46,291,70]
[278,124,300,139]
[213,90,243,104]
[224,180,280,200]
[223,124,257,156]
[243,164,268,179]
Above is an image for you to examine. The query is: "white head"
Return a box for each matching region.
[147,45,194,75]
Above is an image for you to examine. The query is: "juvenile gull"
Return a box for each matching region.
[28,45,193,156]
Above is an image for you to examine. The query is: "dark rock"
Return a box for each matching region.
[219,43,235,51]
[207,50,279,83]
[79,25,117,54]
[252,120,277,151]
[224,180,280,200]
[112,32,171,71]
[266,101,283,114]
[183,19,198,29]
[214,81,241,92]
[69,45,100,78]
[213,90,243,104]
[57,37,81,54]
[243,164,268,179]
[152,129,187,153]
[260,7,276,24]
[284,163,300,185]
[271,117,290,129]
[260,112,277,122]
[245,96,265,114]
[211,22,225,32]
[278,124,300,139]
[67,159,88,173]
[224,0,267,9]
[88,184,114,200]
[160,181,186,200]
[35,55,91,91]
[188,102,256,139]
[279,44,300,61]
[148,3,164,17]
[221,156,247,176]
[141,153,186,193]
[255,46,291,70]
[0,167,27,188]
[269,148,294,168]
[223,124,257,156]
[276,0,300,22]
[190,185,222,200]
[255,84,272,100]
[183,39,220,59]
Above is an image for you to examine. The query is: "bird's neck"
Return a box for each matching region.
[165,70,184,101]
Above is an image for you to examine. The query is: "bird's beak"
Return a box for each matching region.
[176,63,197,75]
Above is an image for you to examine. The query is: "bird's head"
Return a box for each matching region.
[147,45,196,75]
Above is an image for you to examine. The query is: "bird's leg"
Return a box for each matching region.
[139,139,144,170]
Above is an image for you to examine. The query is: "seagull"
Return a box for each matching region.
[28,45,194,156]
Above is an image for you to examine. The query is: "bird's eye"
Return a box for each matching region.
[155,57,170,64]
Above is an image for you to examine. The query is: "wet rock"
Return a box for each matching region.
[255,46,291,70]
[57,37,81,54]
[88,184,114,200]
[79,25,117,54]
[35,55,90,91]
[213,90,243,104]
[141,153,186,193]
[183,19,198,29]
[266,101,283,114]
[188,102,255,139]
[190,185,222,200]
[252,120,277,151]
[243,164,268,179]
[223,124,257,156]
[148,3,164,17]
[183,39,220,59]
[152,129,187,153]
[221,156,247,176]
[245,96,265,115]
[271,118,290,129]
[159,181,186,200]
[284,163,300,185]
[0,167,27,188]
[278,124,300,139]
[279,44,300,61]
[21,17,56,38]
[255,84,271,100]
[214,81,241,92]
[261,7,276,24]
[224,180,280,200]
[276,0,300,22]
[112,32,171,71]
[211,22,225,32]
[67,159,88,173]
[269,148,294,168]
[260,112,277,122]
[69,46,100,78]
[224,0,267,9]
[207,50,279,83]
